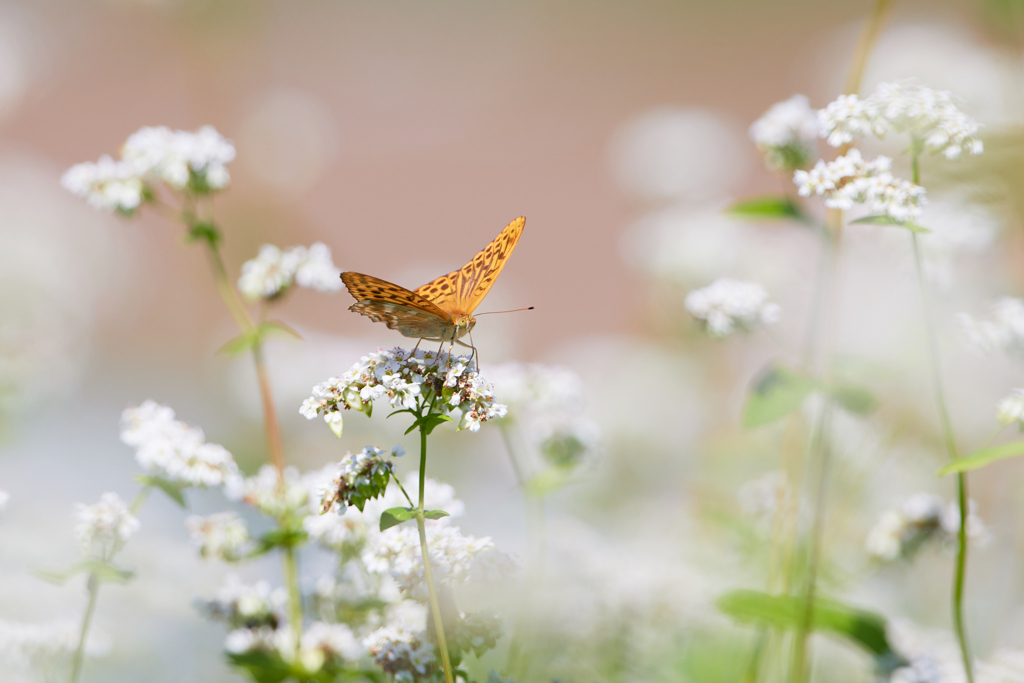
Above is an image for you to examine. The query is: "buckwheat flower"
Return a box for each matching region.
[866,510,906,561]
[301,347,507,435]
[820,81,983,160]
[365,524,516,601]
[120,401,240,488]
[0,618,110,679]
[749,94,820,171]
[198,574,286,630]
[74,492,140,559]
[294,242,343,293]
[958,297,1024,356]
[185,511,250,561]
[995,389,1024,427]
[296,622,364,671]
[453,611,503,657]
[318,445,403,514]
[866,493,985,562]
[224,626,279,654]
[940,499,990,545]
[237,244,305,300]
[122,124,235,191]
[60,155,145,214]
[684,278,780,338]
[224,464,312,518]
[364,624,436,680]
[795,149,925,222]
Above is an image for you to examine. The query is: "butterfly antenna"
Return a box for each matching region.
[475,306,535,316]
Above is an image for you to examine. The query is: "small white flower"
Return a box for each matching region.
[185,511,249,561]
[819,81,983,159]
[294,242,343,293]
[684,278,780,338]
[866,510,906,561]
[997,389,1024,426]
[120,401,240,488]
[61,156,145,214]
[794,149,925,221]
[364,624,436,678]
[866,493,985,562]
[750,94,820,171]
[123,125,235,191]
[199,574,287,629]
[238,242,341,300]
[74,492,139,559]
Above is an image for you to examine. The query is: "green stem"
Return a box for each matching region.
[393,475,416,508]
[68,574,100,683]
[282,542,303,654]
[908,168,974,681]
[416,420,455,683]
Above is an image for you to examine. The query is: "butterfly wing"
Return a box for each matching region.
[414,216,525,315]
[341,272,454,339]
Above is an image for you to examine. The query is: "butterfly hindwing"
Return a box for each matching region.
[414,216,525,315]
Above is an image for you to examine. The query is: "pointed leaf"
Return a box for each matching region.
[135,474,187,508]
[35,560,135,586]
[938,441,1024,476]
[380,506,417,531]
[728,196,807,222]
[716,589,903,662]
[258,321,303,341]
[423,510,450,520]
[329,416,343,438]
[827,384,878,415]
[850,214,929,233]
[742,364,817,429]
[218,329,260,357]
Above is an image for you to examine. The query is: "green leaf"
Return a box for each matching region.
[226,651,293,683]
[259,321,303,341]
[404,412,454,436]
[35,560,135,586]
[218,329,261,357]
[248,527,308,557]
[184,221,222,247]
[827,384,878,415]
[423,510,450,520]
[728,196,807,222]
[938,440,1024,476]
[716,590,904,663]
[328,415,343,438]
[134,474,187,508]
[850,214,929,233]
[380,507,417,531]
[742,365,817,429]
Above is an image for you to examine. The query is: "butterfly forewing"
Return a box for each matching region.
[414,216,525,315]
[341,272,455,339]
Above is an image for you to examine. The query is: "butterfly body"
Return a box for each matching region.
[341,217,525,352]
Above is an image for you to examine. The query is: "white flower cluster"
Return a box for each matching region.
[684,278,781,338]
[300,347,507,433]
[185,511,250,562]
[997,389,1024,427]
[0,618,109,679]
[749,94,820,171]
[364,524,517,602]
[198,574,287,629]
[225,463,334,519]
[958,297,1024,356]
[304,475,463,552]
[489,363,600,473]
[62,125,235,214]
[865,493,988,562]
[74,492,139,559]
[120,401,240,488]
[794,149,925,222]
[318,445,404,514]
[237,242,343,300]
[888,620,1024,683]
[363,623,436,681]
[225,621,366,672]
[819,81,983,159]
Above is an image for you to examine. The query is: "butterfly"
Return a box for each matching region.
[341,216,526,363]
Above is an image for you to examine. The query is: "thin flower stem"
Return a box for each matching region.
[393,475,416,508]
[282,542,303,655]
[908,150,974,680]
[68,573,99,683]
[416,419,455,683]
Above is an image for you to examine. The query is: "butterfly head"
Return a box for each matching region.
[455,314,476,339]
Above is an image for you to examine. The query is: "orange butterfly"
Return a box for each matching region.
[341,217,527,362]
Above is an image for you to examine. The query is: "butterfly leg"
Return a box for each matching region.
[411,338,424,357]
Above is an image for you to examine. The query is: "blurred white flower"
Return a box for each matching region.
[60,156,145,214]
[223,625,278,655]
[73,492,139,559]
[296,621,364,670]
[122,125,235,190]
[224,464,327,518]
[750,94,820,171]
[238,242,341,300]
[958,297,1024,356]
[684,278,780,338]
[794,149,925,222]
[819,81,983,159]
[364,623,435,679]
[198,574,286,629]
[184,511,249,561]
[610,107,748,202]
[996,388,1024,427]
[120,401,240,488]
[0,618,109,680]
[317,445,402,514]
[737,471,789,528]
[866,493,986,562]
[364,524,516,601]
